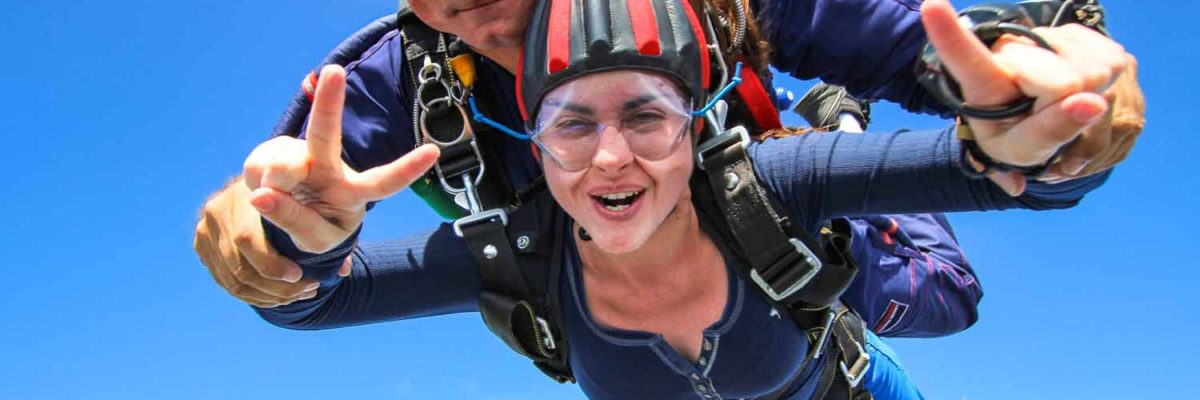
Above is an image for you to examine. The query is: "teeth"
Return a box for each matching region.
[598,191,639,200]
[604,204,631,212]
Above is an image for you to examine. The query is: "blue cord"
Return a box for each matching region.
[469,97,531,141]
[691,62,744,117]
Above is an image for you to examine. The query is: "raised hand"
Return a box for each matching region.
[920,0,1135,195]
[242,65,440,253]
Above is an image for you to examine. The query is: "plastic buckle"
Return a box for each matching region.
[452,208,508,237]
[749,238,823,301]
[839,341,871,388]
[536,317,557,351]
[695,125,749,171]
[808,309,838,360]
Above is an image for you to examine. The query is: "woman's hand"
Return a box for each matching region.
[921,0,1138,195]
[241,65,440,253]
[193,65,439,308]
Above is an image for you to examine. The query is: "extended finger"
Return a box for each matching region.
[351,144,441,202]
[921,0,1016,104]
[992,92,1107,166]
[250,187,349,253]
[306,64,348,181]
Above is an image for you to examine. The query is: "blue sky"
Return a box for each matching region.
[1,0,1196,399]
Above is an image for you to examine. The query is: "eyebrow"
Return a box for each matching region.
[549,94,662,116]
[622,95,659,112]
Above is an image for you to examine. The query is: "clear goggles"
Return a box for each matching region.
[530,71,693,172]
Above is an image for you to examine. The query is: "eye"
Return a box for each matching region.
[624,111,669,133]
[550,117,598,139]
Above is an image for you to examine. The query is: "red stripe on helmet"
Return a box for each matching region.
[680,0,709,89]
[546,0,572,74]
[627,0,661,56]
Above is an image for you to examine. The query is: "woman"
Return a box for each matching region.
[248,0,1125,398]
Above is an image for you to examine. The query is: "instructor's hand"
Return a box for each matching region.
[242,65,440,253]
[921,0,1137,195]
[195,181,331,308]
[194,65,439,308]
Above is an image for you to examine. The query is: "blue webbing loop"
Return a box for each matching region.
[691,62,744,117]
[469,97,531,141]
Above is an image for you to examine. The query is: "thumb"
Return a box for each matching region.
[350,144,442,202]
[249,187,350,253]
[988,170,1027,197]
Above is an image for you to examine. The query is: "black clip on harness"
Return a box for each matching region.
[415,60,508,235]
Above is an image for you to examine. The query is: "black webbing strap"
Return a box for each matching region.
[696,127,858,307]
[816,303,873,400]
[758,302,872,400]
[469,187,574,383]
[467,209,554,354]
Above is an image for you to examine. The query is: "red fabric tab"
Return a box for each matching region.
[516,50,529,121]
[733,63,782,130]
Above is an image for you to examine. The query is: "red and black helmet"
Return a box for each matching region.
[517,0,712,130]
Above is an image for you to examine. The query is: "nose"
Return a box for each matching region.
[590,125,634,173]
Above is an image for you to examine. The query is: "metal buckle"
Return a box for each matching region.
[535,317,557,351]
[695,125,749,171]
[452,208,508,237]
[838,340,871,388]
[808,309,837,360]
[749,238,823,301]
[433,140,487,195]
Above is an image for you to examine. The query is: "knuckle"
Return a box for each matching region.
[227,282,248,297]
[232,230,255,247]
[232,262,258,282]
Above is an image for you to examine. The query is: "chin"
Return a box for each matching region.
[587,228,651,255]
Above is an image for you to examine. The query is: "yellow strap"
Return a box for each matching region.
[449,54,476,89]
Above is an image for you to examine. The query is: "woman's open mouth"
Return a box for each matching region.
[591,190,644,213]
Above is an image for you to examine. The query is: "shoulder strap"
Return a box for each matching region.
[472,182,575,383]
[693,118,873,397]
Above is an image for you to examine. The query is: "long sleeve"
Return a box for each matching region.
[842,214,983,338]
[255,224,484,330]
[751,0,950,116]
[749,126,1111,232]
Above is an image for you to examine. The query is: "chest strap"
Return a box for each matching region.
[696,126,858,308]
[694,123,871,399]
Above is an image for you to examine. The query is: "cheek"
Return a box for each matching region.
[543,162,585,212]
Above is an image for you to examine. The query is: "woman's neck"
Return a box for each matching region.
[575,196,715,289]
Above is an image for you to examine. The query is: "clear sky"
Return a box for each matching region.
[1,0,1196,399]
